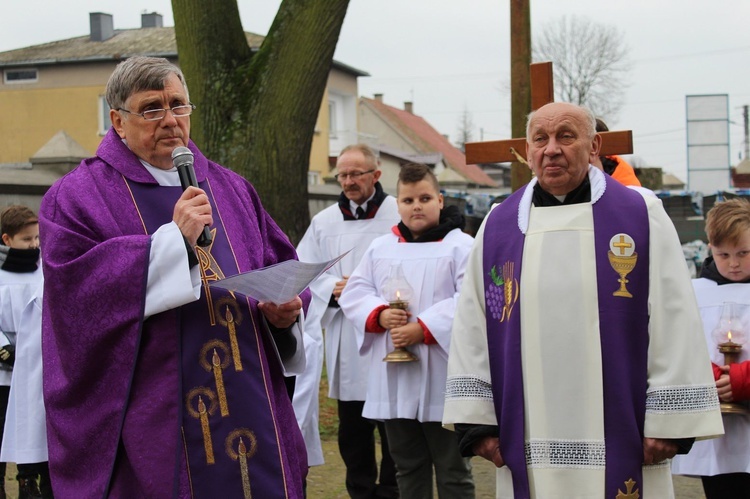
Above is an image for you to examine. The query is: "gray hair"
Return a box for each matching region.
[339,143,380,169]
[525,103,597,140]
[105,56,189,110]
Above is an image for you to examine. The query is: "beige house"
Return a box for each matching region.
[0,11,366,205]
[356,95,497,192]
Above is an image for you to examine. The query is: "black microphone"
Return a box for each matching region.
[172,146,212,247]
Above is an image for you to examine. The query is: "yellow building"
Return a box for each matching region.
[0,12,366,185]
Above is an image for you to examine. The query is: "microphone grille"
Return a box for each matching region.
[171,146,193,160]
[171,146,193,168]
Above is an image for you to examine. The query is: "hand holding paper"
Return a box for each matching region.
[258,296,303,329]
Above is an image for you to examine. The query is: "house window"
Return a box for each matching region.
[99,95,112,135]
[308,171,321,185]
[328,100,338,139]
[4,68,38,84]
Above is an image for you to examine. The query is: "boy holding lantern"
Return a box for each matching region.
[672,197,750,498]
[339,163,475,498]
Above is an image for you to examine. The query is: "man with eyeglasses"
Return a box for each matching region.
[294,144,400,498]
[38,56,309,498]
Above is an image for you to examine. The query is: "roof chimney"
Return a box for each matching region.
[141,12,164,28]
[89,12,114,42]
[404,102,413,114]
[374,93,384,103]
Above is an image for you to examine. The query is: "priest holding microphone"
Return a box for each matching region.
[39,56,309,498]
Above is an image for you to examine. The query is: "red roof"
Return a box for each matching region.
[361,97,497,187]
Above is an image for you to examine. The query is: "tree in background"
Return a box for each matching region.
[172,0,350,244]
[533,15,631,123]
[455,106,475,153]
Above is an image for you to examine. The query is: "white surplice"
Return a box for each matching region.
[339,228,474,422]
[443,168,723,498]
[293,197,399,465]
[672,279,750,477]
[0,268,45,463]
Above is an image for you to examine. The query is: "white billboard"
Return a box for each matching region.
[686,94,730,193]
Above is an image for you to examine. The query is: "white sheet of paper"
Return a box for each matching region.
[209,250,351,304]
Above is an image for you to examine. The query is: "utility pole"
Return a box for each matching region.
[509,0,532,190]
[743,104,749,160]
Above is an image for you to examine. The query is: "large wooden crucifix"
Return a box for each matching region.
[465,62,633,183]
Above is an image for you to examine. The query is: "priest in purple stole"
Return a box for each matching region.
[443,102,723,498]
[39,56,309,498]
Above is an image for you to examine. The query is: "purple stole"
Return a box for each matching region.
[482,175,651,498]
[128,181,294,498]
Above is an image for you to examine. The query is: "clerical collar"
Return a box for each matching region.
[532,176,591,207]
[121,139,181,187]
[140,160,182,187]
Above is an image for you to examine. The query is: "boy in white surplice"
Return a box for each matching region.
[672,198,750,498]
[339,163,475,498]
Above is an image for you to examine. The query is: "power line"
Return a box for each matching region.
[634,45,750,64]
[360,72,505,83]
[634,128,685,138]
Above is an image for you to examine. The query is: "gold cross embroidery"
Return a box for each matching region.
[615,478,640,499]
[612,235,633,255]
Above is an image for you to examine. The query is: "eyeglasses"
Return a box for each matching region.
[117,104,196,121]
[334,169,375,181]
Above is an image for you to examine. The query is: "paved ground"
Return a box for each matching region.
[307,439,707,498]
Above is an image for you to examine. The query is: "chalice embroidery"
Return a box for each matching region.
[608,233,637,298]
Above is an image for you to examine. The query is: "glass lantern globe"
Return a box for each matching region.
[382,263,414,304]
[711,302,747,346]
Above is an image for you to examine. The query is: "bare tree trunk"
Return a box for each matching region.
[509,0,532,191]
[172,0,252,150]
[172,0,350,244]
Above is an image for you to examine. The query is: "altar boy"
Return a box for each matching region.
[0,205,49,498]
[339,163,475,498]
[672,198,750,498]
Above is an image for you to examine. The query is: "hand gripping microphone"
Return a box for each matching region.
[172,146,212,247]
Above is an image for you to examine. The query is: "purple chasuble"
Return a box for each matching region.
[482,175,651,498]
[40,128,307,498]
[128,181,301,498]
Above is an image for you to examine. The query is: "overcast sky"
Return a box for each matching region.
[2,0,749,184]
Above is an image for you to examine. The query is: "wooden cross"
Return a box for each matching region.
[465,62,633,165]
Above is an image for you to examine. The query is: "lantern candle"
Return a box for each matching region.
[712,302,749,415]
[382,264,418,362]
[718,330,743,364]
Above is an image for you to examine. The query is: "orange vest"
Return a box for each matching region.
[610,155,641,187]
